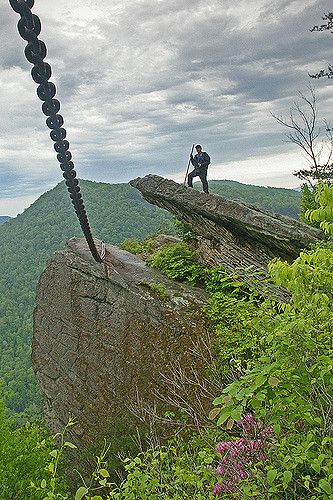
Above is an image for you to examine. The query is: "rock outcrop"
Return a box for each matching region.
[130,175,323,285]
[32,238,213,447]
[33,177,323,450]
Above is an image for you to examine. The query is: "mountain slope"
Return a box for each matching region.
[0,180,171,414]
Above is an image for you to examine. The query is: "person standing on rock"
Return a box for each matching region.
[187,145,211,194]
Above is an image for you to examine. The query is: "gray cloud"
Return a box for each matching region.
[1,0,333,214]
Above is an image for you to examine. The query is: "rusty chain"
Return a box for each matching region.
[9,0,103,263]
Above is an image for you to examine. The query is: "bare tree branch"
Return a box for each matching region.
[272,88,333,185]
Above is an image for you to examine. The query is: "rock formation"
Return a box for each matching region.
[32,238,213,447]
[33,177,323,451]
[130,175,323,289]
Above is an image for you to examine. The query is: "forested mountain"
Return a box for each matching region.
[199,180,300,219]
[0,180,172,415]
[0,178,300,415]
[0,216,11,224]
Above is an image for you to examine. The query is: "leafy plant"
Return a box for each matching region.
[173,219,198,242]
[95,430,217,500]
[120,238,145,254]
[0,397,67,499]
[300,183,321,227]
[148,242,204,285]
[211,242,333,497]
[306,182,333,236]
[137,280,169,300]
[31,418,75,499]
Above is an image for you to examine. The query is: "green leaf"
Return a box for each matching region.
[253,374,267,389]
[217,406,232,425]
[268,376,280,387]
[99,468,110,478]
[230,406,243,421]
[47,463,54,473]
[208,408,221,420]
[213,394,232,406]
[41,479,47,489]
[226,418,234,430]
[311,461,321,473]
[64,441,77,449]
[273,424,281,435]
[267,469,277,485]
[250,397,263,410]
[49,450,58,458]
[282,471,292,489]
[75,486,89,500]
[319,479,332,495]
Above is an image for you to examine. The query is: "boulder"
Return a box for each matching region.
[32,238,213,446]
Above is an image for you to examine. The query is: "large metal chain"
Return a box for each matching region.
[9,0,102,263]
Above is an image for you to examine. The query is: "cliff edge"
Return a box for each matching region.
[130,175,323,278]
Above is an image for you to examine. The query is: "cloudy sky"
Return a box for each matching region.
[1,0,333,215]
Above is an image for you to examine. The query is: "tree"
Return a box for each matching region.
[272,88,333,186]
[310,12,333,79]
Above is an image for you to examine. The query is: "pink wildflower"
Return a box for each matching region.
[213,413,275,497]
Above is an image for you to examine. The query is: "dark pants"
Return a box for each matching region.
[188,167,209,193]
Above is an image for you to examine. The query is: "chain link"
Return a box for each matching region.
[9,0,103,263]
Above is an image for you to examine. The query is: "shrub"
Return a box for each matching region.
[120,238,145,254]
[214,414,274,496]
[212,242,333,497]
[107,438,217,500]
[148,243,204,285]
[300,183,321,226]
[173,219,197,242]
[0,398,69,499]
[306,182,333,236]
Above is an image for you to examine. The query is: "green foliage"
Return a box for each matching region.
[207,295,265,379]
[107,440,217,500]
[0,398,66,500]
[137,280,169,300]
[212,242,333,497]
[173,219,198,242]
[205,267,252,297]
[306,182,333,236]
[44,428,218,500]
[31,420,75,500]
[148,242,204,285]
[120,238,145,254]
[300,183,321,227]
[204,268,264,377]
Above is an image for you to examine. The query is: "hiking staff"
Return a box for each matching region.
[184,144,195,184]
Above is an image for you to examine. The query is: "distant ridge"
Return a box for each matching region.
[0,216,11,224]
[195,179,300,219]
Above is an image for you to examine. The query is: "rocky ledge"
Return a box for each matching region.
[130,175,323,289]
